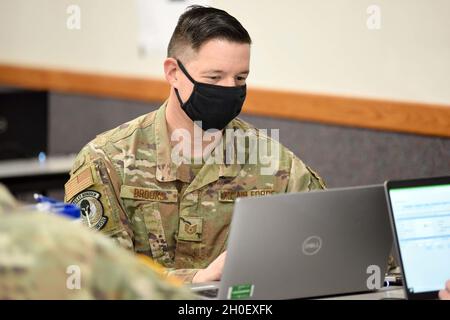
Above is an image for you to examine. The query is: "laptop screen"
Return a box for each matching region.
[389,184,450,294]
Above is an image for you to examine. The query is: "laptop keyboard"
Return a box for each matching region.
[194,288,219,299]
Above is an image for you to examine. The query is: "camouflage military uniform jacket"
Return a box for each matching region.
[0,183,194,299]
[65,102,326,282]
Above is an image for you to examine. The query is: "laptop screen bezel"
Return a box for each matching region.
[385,176,450,300]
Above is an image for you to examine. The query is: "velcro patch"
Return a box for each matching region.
[219,189,275,202]
[120,185,178,203]
[65,167,94,201]
[177,217,203,242]
[71,190,107,230]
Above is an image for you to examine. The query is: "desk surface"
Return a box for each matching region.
[322,286,405,300]
[0,155,75,178]
[190,282,406,300]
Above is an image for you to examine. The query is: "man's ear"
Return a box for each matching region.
[164,58,179,88]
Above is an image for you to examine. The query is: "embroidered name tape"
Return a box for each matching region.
[120,185,178,203]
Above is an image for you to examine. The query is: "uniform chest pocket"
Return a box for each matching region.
[120,185,178,265]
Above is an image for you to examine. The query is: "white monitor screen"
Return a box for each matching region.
[389,184,450,294]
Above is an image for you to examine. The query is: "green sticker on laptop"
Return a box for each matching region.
[227,284,254,299]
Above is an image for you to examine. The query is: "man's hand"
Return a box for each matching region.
[439,280,450,300]
[192,251,227,283]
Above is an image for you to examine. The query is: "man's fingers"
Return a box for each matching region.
[212,251,227,279]
[439,289,450,300]
[446,280,450,291]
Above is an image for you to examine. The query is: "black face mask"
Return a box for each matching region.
[174,60,246,131]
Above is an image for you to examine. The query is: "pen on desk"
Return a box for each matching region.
[33,193,58,204]
[23,196,81,220]
[384,274,403,287]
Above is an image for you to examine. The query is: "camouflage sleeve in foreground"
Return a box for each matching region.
[165,268,201,283]
[0,183,18,214]
[0,207,196,299]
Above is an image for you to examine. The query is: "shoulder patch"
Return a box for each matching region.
[65,166,94,201]
[71,190,108,230]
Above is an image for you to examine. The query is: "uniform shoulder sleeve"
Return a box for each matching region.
[64,142,134,250]
[286,155,327,192]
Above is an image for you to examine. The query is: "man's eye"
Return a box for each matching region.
[208,76,219,80]
[237,76,246,81]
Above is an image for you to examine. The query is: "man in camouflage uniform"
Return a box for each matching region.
[65,6,326,283]
[0,184,194,299]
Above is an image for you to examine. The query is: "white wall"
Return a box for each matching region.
[0,0,449,105]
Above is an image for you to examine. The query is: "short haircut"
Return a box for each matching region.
[167,5,252,58]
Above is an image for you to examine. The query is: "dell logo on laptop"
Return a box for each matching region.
[302,236,322,255]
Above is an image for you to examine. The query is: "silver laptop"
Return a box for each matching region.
[191,185,393,300]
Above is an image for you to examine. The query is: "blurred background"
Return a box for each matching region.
[0,0,449,199]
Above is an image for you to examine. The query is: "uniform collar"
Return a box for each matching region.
[155,102,178,182]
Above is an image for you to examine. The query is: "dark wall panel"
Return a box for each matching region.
[48,93,450,188]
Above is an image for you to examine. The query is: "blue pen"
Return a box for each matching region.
[32,194,81,219]
[50,203,81,219]
[33,194,59,204]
